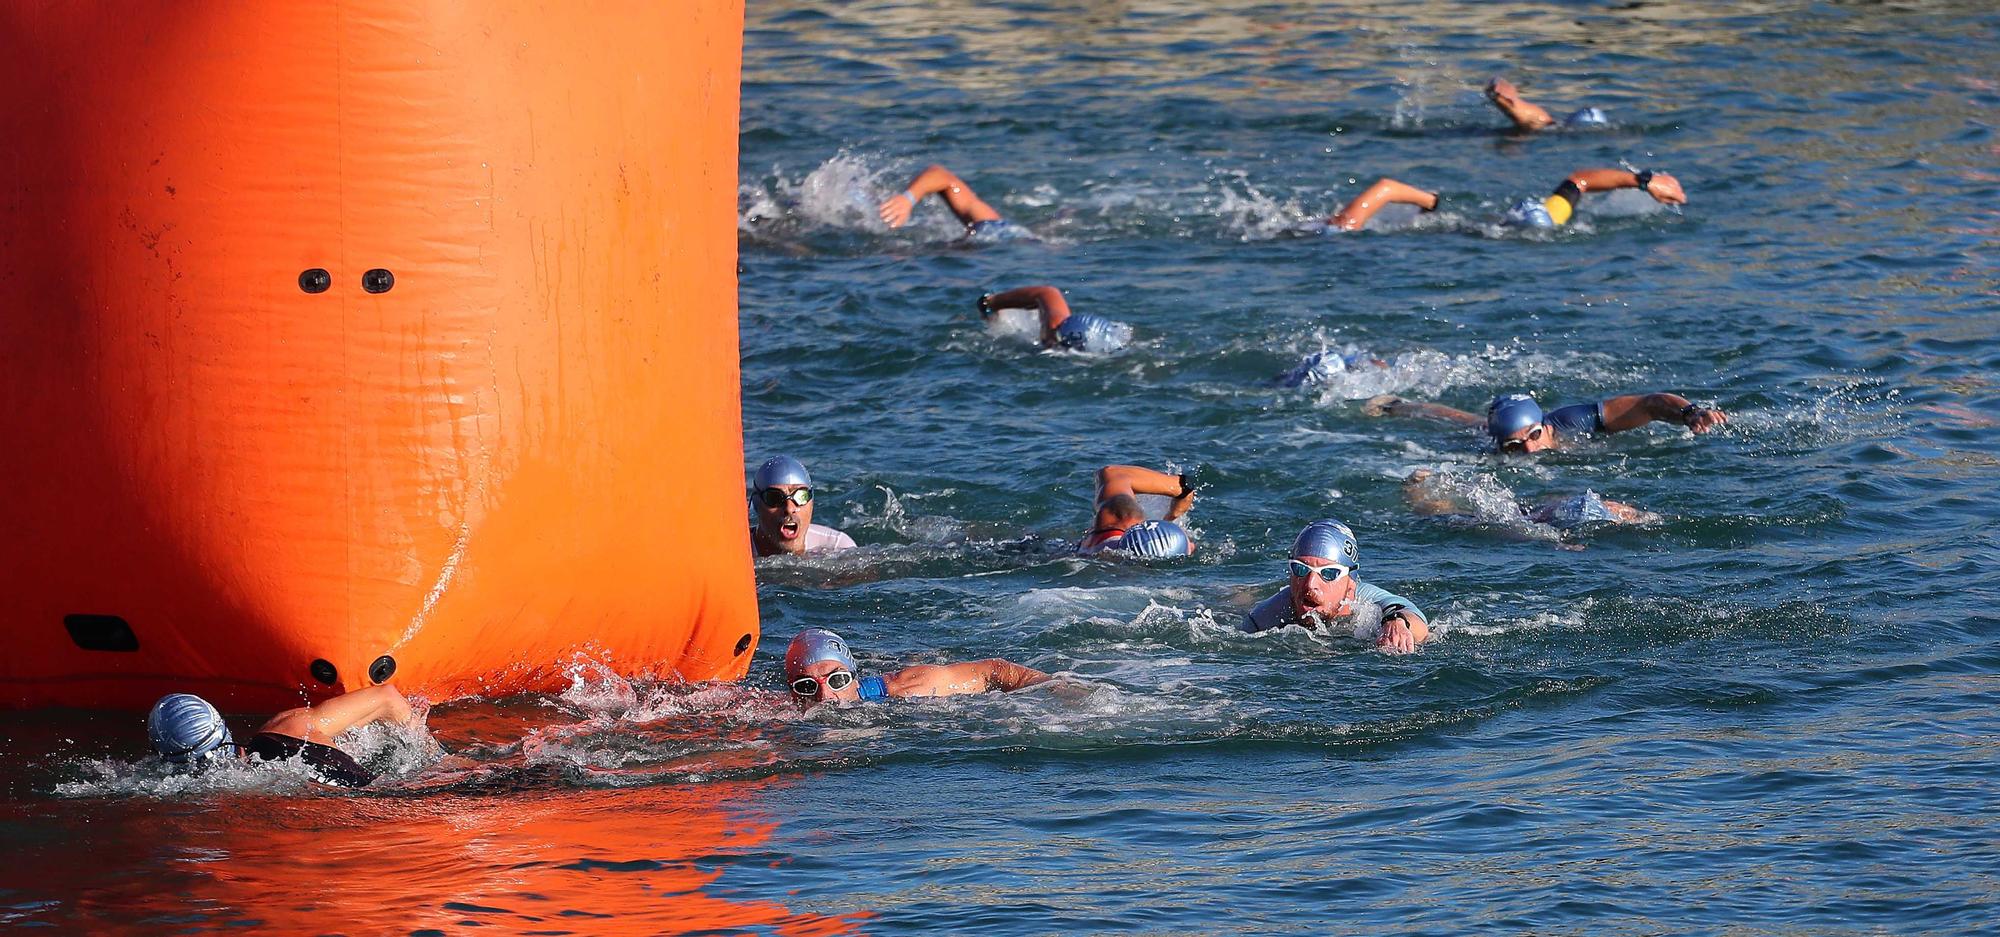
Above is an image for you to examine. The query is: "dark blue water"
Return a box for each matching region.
[8,1,1999,933]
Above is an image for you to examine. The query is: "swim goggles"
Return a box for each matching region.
[1288,560,1351,580]
[757,487,814,508]
[1498,425,1546,452]
[790,670,855,698]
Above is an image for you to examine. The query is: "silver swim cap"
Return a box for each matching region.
[753,455,812,491]
[1565,107,1609,128]
[1503,198,1555,229]
[784,628,856,678]
[147,693,233,764]
[1109,520,1193,558]
[1291,519,1359,568]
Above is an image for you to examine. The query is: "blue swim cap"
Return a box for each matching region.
[1487,393,1545,439]
[1504,198,1555,229]
[753,455,812,491]
[147,693,233,765]
[1565,107,1608,128]
[1545,491,1619,528]
[784,628,856,678]
[1108,520,1193,558]
[1291,519,1359,568]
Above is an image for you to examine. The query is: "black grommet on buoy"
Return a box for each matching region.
[734,633,755,656]
[298,268,331,294]
[361,268,395,293]
[369,655,397,684]
[309,658,338,685]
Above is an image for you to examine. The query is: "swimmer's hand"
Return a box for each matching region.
[1641,172,1687,206]
[1682,404,1727,433]
[877,190,917,228]
[976,293,994,319]
[1375,617,1419,654]
[1362,394,1404,417]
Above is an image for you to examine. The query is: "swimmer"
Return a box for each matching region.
[1485,77,1609,132]
[750,455,858,558]
[1279,348,1389,388]
[1364,390,1728,454]
[877,163,1016,238]
[782,628,1050,710]
[978,285,1132,353]
[1241,519,1431,653]
[1402,468,1659,529]
[145,684,418,787]
[1503,166,1686,228]
[1077,464,1199,558]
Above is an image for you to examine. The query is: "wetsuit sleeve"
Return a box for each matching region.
[808,524,857,552]
[1355,581,1425,624]
[1543,403,1604,437]
[1241,590,1290,633]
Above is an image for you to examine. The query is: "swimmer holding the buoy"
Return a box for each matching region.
[977,285,1132,354]
[1076,463,1201,559]
[1241,520,1431,653]
[749,455,858,558]
[782,628,1050,710]
[1365,391,1728,454]
[145,685,420,788]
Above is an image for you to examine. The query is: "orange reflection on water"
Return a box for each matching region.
[67,779,866,935]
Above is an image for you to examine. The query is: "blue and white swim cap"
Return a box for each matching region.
[1564,107,1608,128]
[147,693,233,765]
[753,455,812,491]
[1291,519,1358,568]
[1108,520,1193,558]
[1503,198,1555,229]
[784,628,856,678]
[1487,393,1545,439]
[1545,491,1620,528]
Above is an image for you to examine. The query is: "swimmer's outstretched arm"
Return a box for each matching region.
[1328,178,1440,231]
[1562,168,1687,205]
[885,659,1052,698]
[1362,395,1484,427]
[878,164,1004,228]
[258,685,416,744]
[982,285,1071,345]
[1598,393,1728,433]
[1486,78,1556,132]
[1096,464,1197,522]
[1400,468,1463,517]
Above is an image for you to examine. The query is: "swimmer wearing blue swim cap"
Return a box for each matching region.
[749,455,858,558]
[1364,389,1727,455]
[143,685,420,787]
[1402,468,1660,536]
[878,163,1017,238]
[781,628,1051,711]
[1240,519,1430,652]
[978,285,1131,354]
[1503,167,1687,229]
[1075,464,1200,558]
[1485,77,1611,133]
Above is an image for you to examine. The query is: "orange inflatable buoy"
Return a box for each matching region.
[0,1,758,710]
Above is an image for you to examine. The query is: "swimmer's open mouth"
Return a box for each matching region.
[780,518,802,539]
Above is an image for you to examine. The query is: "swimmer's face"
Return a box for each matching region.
[788,660,859,710]
[753,484,814,553]
[1497,422,1556,455]
[1289,553,1357,620]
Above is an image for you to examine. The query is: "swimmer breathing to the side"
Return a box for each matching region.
[1241,519,1431,653]
[1364,390,1728,454]
[749,455,857,558]
[145,684,420,788]
[782,628,1050,711]
[1504,167,1686,228]
[1402,468,1659,530]
[1485,77,1610,132]
[977,285,1132,353]
[1076,463,1199,558]
[876,163,1018,238]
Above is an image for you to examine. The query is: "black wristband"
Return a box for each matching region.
[977,293,993,317]
[1552,179,1582,204]
[1422,192,1440,213]
[1381,603,1409,625]
[1633,170,1654,193]
[1678,403,1702,424]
